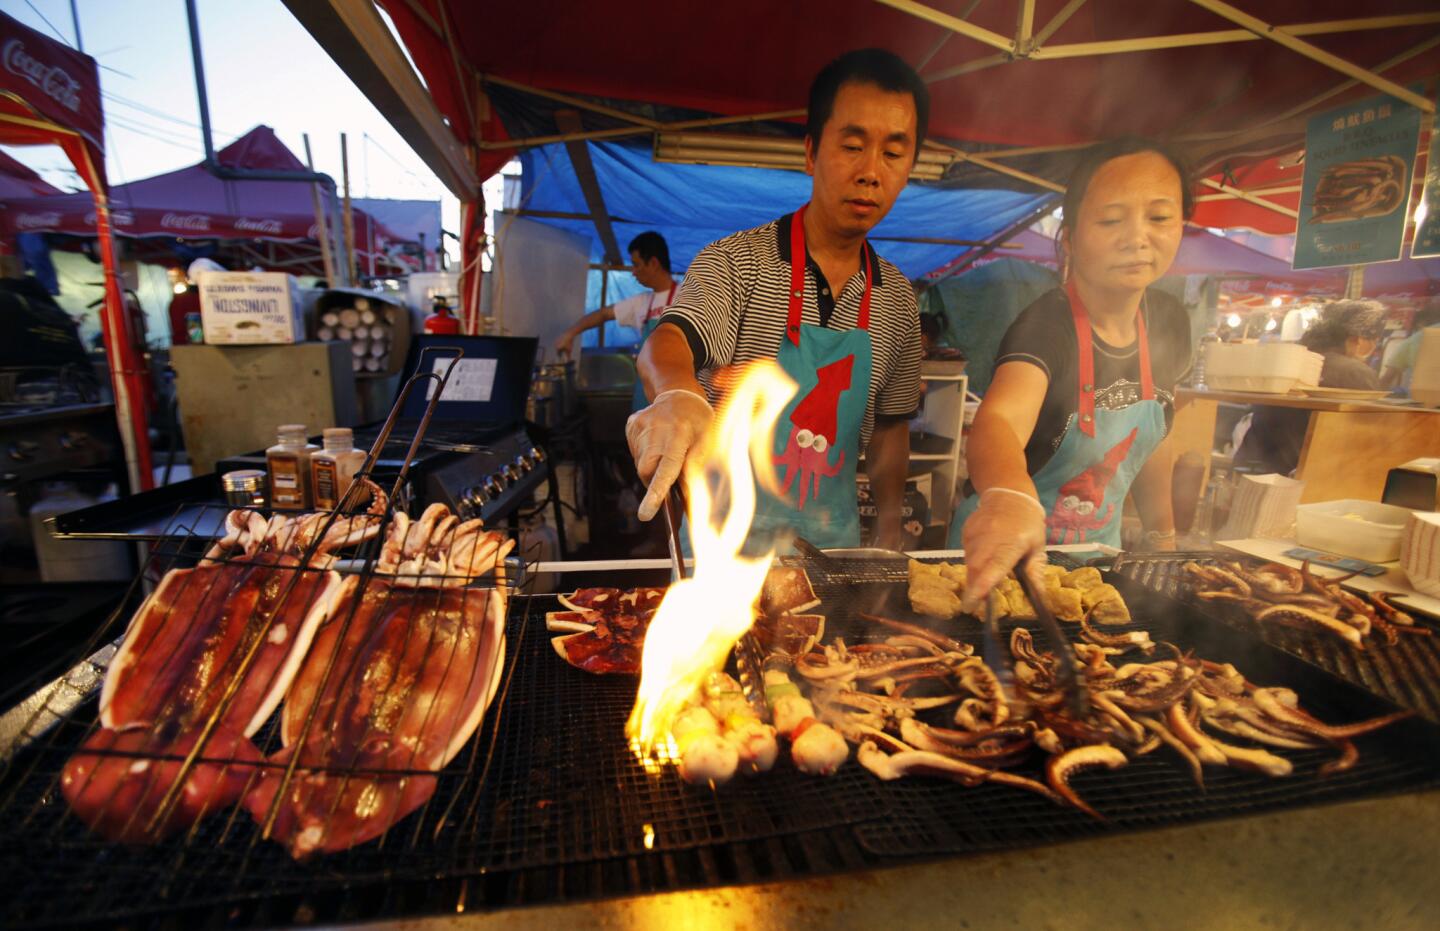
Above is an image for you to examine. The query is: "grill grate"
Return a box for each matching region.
[1110,552,1440,723]
[453,592,892,871]
[1,548,1437,928]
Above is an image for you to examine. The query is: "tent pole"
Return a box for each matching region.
[1027,14,1440,60]
[94,193,154,492]
[923,195,1062,288]
[341,132,357,283]
[873,0,1015,52]
[1033,0,1088,48]
[1016,0,1036,52]
[598,270,608,349]
[1186,0,1435,113]
[69,0,84,51]
[303,134,338,286]
[937,145,1065,192]
[921,53,1013,85]
[556,110,623,265]
[1197,177,1298,218]
[1195,184,1302,202]
[484,74,660,130]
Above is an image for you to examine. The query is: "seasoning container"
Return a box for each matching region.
[266,424,319,511]
[220,469,267,507]
[311,427,366,510]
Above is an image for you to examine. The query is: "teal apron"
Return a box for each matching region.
[948,282,1165,550]
[679,205,875,555]
[750,204,874,551]
[631,284,678,411]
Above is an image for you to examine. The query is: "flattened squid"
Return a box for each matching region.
[62,494,384,842]
[246,516,513,858]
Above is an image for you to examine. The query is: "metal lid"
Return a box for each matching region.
[221,469,267,490]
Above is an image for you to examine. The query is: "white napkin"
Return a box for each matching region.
[1219,473,1306,539]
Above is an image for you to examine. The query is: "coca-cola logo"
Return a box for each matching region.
[3,39,82,113]
[83,209,135,227]
[235,217,282,234]
[161,212,211,231]
[14,211,61,230]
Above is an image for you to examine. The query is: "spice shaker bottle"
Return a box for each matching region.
[311,427,366,510]
[267,425,319,510]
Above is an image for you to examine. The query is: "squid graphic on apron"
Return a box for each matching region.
[949,281,1165,550]
[681,205,875,555]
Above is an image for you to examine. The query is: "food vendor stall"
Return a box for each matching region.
[5,2,1440,928]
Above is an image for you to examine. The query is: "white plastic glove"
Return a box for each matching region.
[959,487,1049,613]
[626,388,714,521]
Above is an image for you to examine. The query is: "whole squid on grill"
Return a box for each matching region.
[245,504,514,859]
[61,491,386,842]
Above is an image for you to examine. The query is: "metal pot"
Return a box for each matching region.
[526,394,555,429]
[533,361,577,418]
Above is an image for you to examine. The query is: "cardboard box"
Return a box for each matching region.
[198,271,304,344]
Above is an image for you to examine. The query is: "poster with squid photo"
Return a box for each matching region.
[1293,87,1423,270]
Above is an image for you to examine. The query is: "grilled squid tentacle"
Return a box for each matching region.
[857,741,1064,805]
[1045,745,1128,820]
[1254,605,1364,649]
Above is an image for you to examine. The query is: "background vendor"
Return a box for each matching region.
[554,231,677,365]
[1236,300,1385,476]
[951,138,1195,607]
[1380,300,1440,391]
[627,48,925,550]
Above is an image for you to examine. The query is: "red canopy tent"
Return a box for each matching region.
[966,225,1344,294]
[0,149,62,199]
[280,0,1439,330]
[0,9,151,491]
[0,126,414,276]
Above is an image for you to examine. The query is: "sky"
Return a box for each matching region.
[1,0,462,258]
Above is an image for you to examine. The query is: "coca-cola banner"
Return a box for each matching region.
[0,10,104,157]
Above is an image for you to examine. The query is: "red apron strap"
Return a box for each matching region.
[787,204,874,344]
[856,245,873,332]
[786,205,808,346]
[1066,280,1097,437]
[1065,282,1156,438]
[1136,298,1154,400]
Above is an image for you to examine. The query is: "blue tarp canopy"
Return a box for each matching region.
[517,140,1050,346]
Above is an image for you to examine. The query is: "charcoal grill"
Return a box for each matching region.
[1108,551,1440,724]
[2,550,1437,928]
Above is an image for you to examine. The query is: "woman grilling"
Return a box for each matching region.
[948,138,1195,609]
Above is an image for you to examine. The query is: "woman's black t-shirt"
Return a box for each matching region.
[991,287,1193,477]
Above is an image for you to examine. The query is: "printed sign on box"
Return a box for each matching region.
[197,271,304,344]
[1293,88,1423,270]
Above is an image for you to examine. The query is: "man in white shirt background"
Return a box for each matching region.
[554,231,678,361]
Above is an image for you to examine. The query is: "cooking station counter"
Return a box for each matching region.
[346,789,1440,931]
[6,548,1438,929]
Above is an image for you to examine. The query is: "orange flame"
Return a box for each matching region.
[626,362,796,760]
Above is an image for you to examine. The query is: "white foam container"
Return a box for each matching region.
[1400,511,1440,597]
[1204,342,1324,394]
[1296,498,1415,563]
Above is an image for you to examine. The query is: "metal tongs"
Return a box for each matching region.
[660,485,689,582]
[986,567,1089,718]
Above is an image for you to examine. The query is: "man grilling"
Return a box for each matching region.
[627,48,924,550]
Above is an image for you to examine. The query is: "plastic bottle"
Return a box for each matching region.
[311,427,366,510]
[267,425,319,511]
